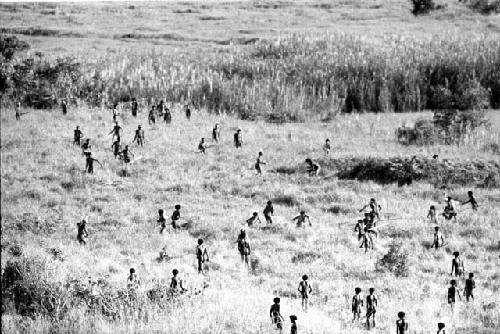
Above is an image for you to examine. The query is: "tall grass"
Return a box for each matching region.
[72,33,500,121]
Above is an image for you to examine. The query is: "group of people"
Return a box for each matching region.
[59,99,485,333]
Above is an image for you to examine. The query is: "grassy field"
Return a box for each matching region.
[1,1,500,334]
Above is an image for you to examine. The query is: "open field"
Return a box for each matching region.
[1,1,500,334]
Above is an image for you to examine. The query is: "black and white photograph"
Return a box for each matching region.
[1,0,499,333]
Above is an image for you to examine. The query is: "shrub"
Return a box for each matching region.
[376,241,410,277]
[410,0,436,15]
[271,193,302,207]
[467,0,500,14]
[291,251,321,263]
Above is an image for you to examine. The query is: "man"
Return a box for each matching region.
[171,204,181,229]
[158,209,167,234]
[461,191,478,211]
[133,125,145,147]
[120,145,133,165]
[427,205,438,225]
[443,197,457,221]
[361,227,373,252]
[81,138,91,153]
[450,251,465,277]
[85,152,102,174]
[109,122,122,143]
[198,138,208,154]
[111,139,121,158]
[292,211,312,228]
[170,269,186,296]
[354,219,365,242]
[290,315,298,334]
[298,274,313,312]
[185,104,191,120]
[396,311,408,334]
[76,217,89,245]
[448,279,461,312]
[212,123,220,143]
[127,268,140,291]
[255,151,266,174]
[270,297,284,331]
[196,238,210,274]
[234,128,242,148]
[263,201,274,224]
[366,288,378,329]
[432,226,445,249]
[157,100,165,116]
[323,138,331,156]
[237,231,251,266]
[15,101,21,120]
[148,105,156,125]
[131,98,138,117]
[352,287,363,323]
[305,158,320,176]
[246,212,261,227]
[112,104,119,122]
[437,323,446,334]
[163,105,172,124]
[464,273,475,302]
[359,198,381,221]
[74,126,83,146]
[61,100,67,115]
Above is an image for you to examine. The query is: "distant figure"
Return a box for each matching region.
[185,104,191,120]
[81,138,91,153]
[170,269,186,295]
[246,212,262,227]
[127,268,140,291]
[451,251,464,277]
[158,209,167,234]
[290,315,298,334]
[61,100,67,115]
[255,151,266,174]
[76,217,89,245]
[148,105,156,125]
[298,274,313,312]
[74,126,83,146]
[270,297,284,331]
[157,100,165,116]
[263,201,274,224]
[464,273,475,302]
[361,227,373,252]
[352,287,363,322]
[171,204,181,229]
[461,191,478,211]
[15,101,21,120]
[437,322,446,334]
[448,279,461,311]
[133,125,145,147]
[366,288,378,329]
[196,238,210,274]
[234,128,243,148]
[120,145,133,165]
[396,312,408,334]
[109,122,122,143]
[427,205,438,225]
[354,219,365,242]
[85,152,102,174]
[163,105,172,124]
[323,138,331,156]
[131,98,138,117]
[112,104,118,122]
[304,158,320,176]
[442,197,457,221]
[359,198,381,221]
[212,123,220,143]
[432,226,444,249]
[292,211,312,228]
[112,140,121,158]
[237,230,251,266]
[198,138,208,154]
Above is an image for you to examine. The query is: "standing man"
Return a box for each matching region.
[74,126,83,146]
[366,288,378,329]
[263,201,274,225]
[131,98,138,117]
[234,128,243,148]
[212,123,220,143]
[196,238,210,274]
[133,125,145,147]
[298,275,313,312]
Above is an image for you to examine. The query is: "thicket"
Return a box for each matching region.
[0,34,81,108]
[330,156,500,188]
[467,0,500,14]
[2,33,500,120]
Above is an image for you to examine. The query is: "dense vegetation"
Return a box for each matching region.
[2,33,499,121]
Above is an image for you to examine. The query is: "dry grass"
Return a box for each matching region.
[1,105,499,333]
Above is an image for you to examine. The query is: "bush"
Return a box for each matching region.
[467,0,500,14]
[411,0,436,15]
[376,241,410,277]
[291,251,321,263]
